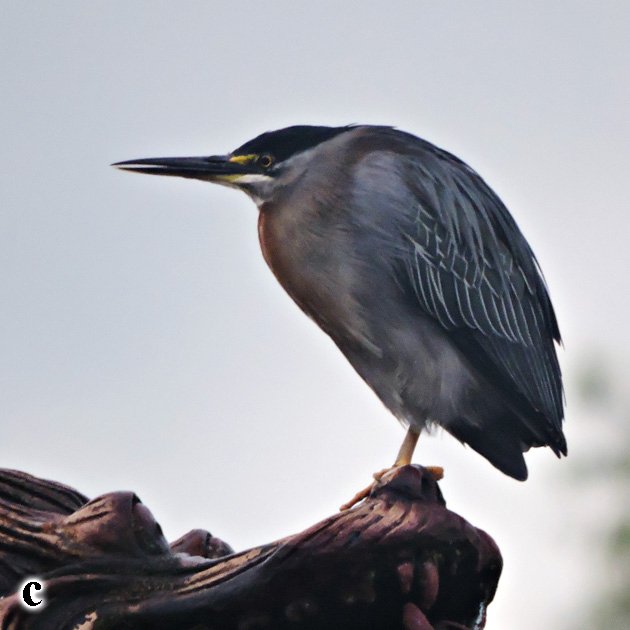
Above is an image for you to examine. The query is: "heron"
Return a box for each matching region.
[115,125,566,505]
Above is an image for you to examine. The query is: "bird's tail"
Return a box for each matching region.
[448,413,531,481]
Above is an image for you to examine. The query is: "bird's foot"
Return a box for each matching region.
[339,467,394,511]
[339,465,444,511]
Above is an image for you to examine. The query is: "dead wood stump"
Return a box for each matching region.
[0,465,501,629]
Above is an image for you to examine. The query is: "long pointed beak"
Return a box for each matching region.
[112,155,257,181]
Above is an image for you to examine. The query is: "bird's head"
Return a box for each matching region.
[113,125,356,205]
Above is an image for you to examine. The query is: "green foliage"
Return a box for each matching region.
[572,357,630,629]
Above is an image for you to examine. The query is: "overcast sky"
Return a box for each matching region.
[1,2,628,628]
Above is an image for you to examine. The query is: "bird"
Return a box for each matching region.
[114,124,566,500]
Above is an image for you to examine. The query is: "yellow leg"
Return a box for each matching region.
[392,427,442,482]
[394,427,420,466]
[340,427,422,511]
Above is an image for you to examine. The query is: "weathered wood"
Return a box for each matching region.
[0,465,501,629]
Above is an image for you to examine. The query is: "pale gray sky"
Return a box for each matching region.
[1,2,629,628]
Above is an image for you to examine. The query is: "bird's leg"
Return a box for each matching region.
[340,428,440,511]
[376,428,443,479]
[394,426,420,467]
[368,427,421,484]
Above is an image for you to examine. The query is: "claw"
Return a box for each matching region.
[425,466,444,481]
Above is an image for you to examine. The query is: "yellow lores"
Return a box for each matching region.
[228,154,258,165]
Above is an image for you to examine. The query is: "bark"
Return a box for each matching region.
[0,465,501,629]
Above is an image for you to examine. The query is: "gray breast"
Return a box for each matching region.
[256,154,478,430]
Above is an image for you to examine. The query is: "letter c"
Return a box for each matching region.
[22,581,43,607]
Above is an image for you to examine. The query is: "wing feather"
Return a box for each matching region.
[391,137,564,439]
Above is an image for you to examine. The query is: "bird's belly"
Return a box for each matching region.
[340,311,477,427]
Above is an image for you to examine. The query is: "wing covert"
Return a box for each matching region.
[394,143,564,433]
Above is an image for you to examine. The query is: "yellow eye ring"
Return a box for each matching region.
[258,154,274,169]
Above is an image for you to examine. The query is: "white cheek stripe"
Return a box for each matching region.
[233,174,273,184]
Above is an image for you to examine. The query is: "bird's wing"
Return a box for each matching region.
[382,140,564,442]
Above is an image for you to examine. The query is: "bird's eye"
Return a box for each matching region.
[257,154,274,169]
